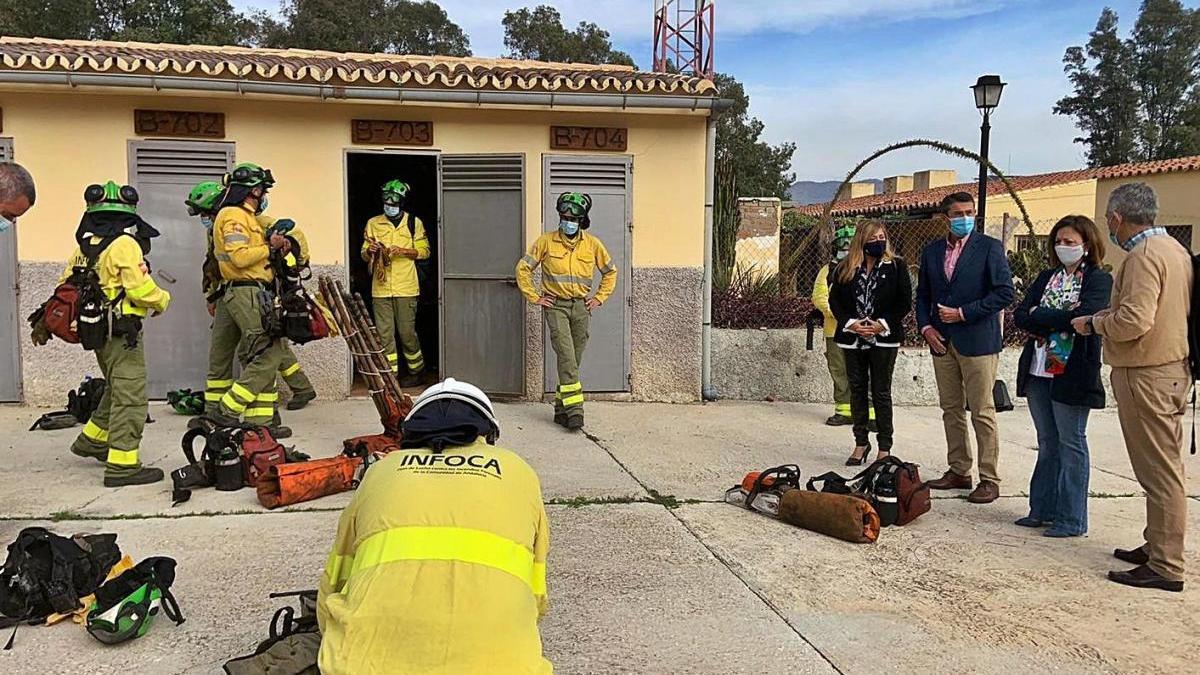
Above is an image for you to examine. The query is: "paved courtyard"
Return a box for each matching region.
[0,399,1197,674]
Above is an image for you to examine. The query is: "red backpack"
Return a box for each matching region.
[240,428,287,487]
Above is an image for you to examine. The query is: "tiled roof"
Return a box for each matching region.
[0,38,716,96]
[795,155,1200,217]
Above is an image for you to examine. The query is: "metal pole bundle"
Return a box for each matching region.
[317,275,405,423]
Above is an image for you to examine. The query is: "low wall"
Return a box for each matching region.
[712,328,1114,407]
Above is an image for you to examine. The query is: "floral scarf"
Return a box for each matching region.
[1039,265,1084,375]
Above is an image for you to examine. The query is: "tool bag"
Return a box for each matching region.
[223,591,321,675]
[27,252,110,347]
[85,557,184,645]
[807,456,931,527]
[279,285,330,345]
[777,490,881,543]
[257,456,363,510]
[171,424,291,505]
[0,527,121,649]
[69,376,107,424]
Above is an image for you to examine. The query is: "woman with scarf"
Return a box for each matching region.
[829,221,912,466]
[1014,215,1112,538]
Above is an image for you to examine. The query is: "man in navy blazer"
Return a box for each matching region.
[915,192,1015,504]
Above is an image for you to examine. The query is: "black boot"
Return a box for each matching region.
[286,390,317,411]
[104,467,165,487]
[566,410,584,431]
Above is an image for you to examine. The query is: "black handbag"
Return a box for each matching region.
[993,380,1015,413]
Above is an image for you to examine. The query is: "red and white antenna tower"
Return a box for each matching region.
[653,0,715,78]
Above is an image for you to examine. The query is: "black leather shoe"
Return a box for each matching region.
[1114,545,1150,566]
[1108,564,1183,592]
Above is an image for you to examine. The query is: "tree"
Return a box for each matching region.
[502,5,634,66]
[714,73,796,199]
[1053,8,1140,167]
[257,0,471,56]
[96,0,254,45]
[0,0,99,40]
[1055,1,1200,165]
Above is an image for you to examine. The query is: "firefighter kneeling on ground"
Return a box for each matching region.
[318,378,551,675]
[186,181,316,428]
[363,179,430,387]
[206,163,293,433]
[516,192,617,430]
[64,182,171,486]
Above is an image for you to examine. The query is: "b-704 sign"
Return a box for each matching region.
[550,126,628,152]
[134,110,225,138]
[351,119,434,146]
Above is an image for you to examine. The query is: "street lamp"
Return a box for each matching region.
[971,74,1006,232]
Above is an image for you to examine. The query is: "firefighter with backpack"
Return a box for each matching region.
[186,181,316,426]
[59,181,171,487]
[363,179,430,388]
[205,163,293,432]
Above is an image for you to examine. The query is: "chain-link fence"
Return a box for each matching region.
[713,213,1088,347]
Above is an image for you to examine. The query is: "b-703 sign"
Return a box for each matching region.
[550,126,628,152]
[134,110,225,138]
[351,119,434,146]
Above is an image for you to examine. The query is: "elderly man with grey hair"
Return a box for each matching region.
[1073,182,1193,592]
[0,161,36,231]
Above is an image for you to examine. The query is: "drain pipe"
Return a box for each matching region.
[701,115,718,401]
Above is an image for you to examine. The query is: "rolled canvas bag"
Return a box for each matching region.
[777,490,880,543]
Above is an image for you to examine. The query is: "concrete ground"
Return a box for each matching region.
[0,399,1197,674]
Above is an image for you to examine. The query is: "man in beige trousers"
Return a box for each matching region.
[1074,182,1192,592]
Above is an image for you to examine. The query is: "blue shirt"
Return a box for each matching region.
[1123,227,1169,251]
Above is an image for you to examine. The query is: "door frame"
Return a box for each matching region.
[438,153,528,396]
[541,153,634,393]
[0,137,23,402]
[341,147,442,392]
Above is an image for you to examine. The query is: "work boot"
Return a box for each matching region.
[270,426,293,440]
[566,411,584,431]
[824,414,851,427]
[103,467,165,487]
[206,411,242,428]
[286,390,317,411]
[70,438,107,464]
[400,372,425,388]
[554,411,568,427]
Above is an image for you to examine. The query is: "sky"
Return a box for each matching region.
[231,1,1168,182]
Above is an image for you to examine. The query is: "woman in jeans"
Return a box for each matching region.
[1014,215,1112,537]
[829,221,911,466]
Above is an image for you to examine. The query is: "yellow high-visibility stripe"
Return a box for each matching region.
[207,378,234,388]
[126,277,161,299]
[280,362,302,377]
[342,526,540,594]
[82,420,109,443]
[325,550,352,588]
[386,353,399,363]
[558,382,582,394]
[205,392,224,402]
[245,407,275,418]
[561,393,585,407]
[106,448,139,466]
[221,392,248,414]
[543,272,593,286]
[230,383,255,403]
[256,392,279,402]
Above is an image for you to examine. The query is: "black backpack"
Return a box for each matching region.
[27,376,107,431]
[73,251,113,352]
[0,527,121,648]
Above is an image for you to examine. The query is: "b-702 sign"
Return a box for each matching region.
[351,119,434,146]
[550,126,628,152]
[134,110,225,138]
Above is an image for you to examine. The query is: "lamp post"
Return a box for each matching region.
[971,75,1006,233]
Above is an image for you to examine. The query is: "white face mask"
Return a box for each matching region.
[200,215,214,231]
[1055,244,1086,267]
[383,205,401,218]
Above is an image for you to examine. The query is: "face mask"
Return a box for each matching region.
[200,215,214,231]
[948,216,974,238]
[864,240,887,258]
[0,215,12,233]
[383,205,401,218]
[835,250,849,261]
[1109,232,1122,249]
[1055,245,1085,267]
[559,219,580,237]
[256,196,269,215]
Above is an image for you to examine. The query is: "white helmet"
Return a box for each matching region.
[406,378,499,435]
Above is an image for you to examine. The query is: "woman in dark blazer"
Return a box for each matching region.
[1014,215,1112,538]
[829,221,912,466]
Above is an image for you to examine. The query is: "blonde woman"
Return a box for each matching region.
[829,222,912,466]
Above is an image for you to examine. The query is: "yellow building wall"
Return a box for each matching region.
[0,88,707,267]
[1096,172,1200,253]
[987,179,1099,235]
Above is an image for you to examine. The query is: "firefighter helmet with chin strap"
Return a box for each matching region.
[556,192,592,229]
[382,180,411,205]
[833,223,857,251]
[85,557,184,645]
[184,181,224,216]
[224,162,275,189]
[84,181,139,214]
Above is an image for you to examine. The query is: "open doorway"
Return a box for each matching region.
[346,150,440,393]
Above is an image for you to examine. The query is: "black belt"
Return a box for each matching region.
[230,280,267,288]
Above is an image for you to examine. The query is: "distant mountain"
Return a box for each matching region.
[788,179,884,205]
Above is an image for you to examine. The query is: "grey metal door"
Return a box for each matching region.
[542,155,632,393]
[440,154,525,395]
[0,138,21,401]
[129,140,234,398]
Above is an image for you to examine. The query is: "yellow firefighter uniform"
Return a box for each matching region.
[362,213,430,298]
[516,230,617,304]
[318,438,551,675]
[214,205,273,283]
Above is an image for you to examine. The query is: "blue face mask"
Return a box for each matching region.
[383,205,401,218]
[200,215,214,231]
[255,196,269,215]
[0,215,12,233]
[949,216,975,238]
[559,219,580,237]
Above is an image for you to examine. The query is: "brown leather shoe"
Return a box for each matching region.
[925,470,973,491]
[1114,545,1150,566]
[1108,564,1183,592]
[967,480,1000,503]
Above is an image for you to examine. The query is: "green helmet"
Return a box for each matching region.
[226,162,275,188]
[382,180,410,205]
[86,557,183,645]
[184,181,224,216]
[84,181,139,214]
[556,192,592,219]
[833,223,857,251]
[166,388,205,416]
